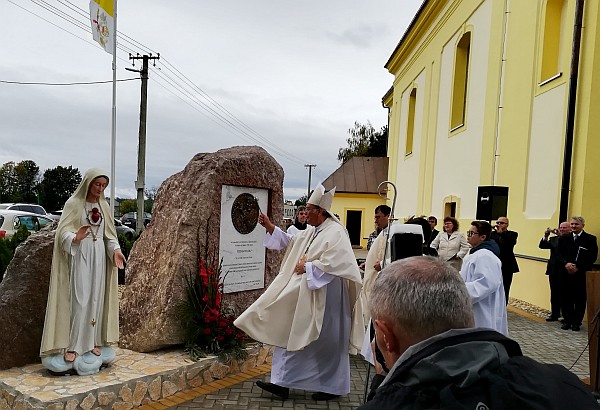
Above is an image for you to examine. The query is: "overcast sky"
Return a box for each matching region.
[1,0,423,201]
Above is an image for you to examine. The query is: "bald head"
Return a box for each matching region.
[370,257,474,347]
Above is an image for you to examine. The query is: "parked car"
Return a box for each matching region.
[50,209,134,240]
[120,212,151,230]
[114,219,135,239]
[0,209,55,238]
[0,203,60,221]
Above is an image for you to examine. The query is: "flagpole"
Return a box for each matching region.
[110,0,117,218]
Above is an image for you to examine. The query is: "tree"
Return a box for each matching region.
[0,162,17,202]
[144,186,160,213]
[119,199,137,215]
[294,195,308,207]
[38,166,82,212]
[337,122,388,163]
[14,160,40,203]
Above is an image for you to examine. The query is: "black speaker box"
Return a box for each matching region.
[390,233,423,262]
[476,186,508,222]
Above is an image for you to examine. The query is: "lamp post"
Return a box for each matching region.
[305,164,316,200]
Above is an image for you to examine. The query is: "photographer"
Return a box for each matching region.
[539,222,571,322]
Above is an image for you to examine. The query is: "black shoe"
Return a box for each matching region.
[255,381,289,400]
[561,323,571,330]
[572,325,581,331]
[546,316,559,322]
[312,392,340,401]
[559,318,566,324]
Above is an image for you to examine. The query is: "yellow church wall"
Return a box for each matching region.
[384,0,600,310]
[511,258,551,311]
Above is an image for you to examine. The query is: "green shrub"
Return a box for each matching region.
[0,238,12,281]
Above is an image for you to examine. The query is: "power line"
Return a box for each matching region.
[8,0,322,174]
[0,78,137,86]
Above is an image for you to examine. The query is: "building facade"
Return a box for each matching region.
[384,0,600,308]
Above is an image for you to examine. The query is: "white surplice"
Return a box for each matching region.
[460,249,508,335]
[235,221,362,395]
[268,227,351,394]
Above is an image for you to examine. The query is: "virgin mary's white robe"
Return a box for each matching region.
[40,168,120,357]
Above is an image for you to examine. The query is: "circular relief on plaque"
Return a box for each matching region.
[231,193,260,234]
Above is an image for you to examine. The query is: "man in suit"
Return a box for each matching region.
[490,216,519,303]
[426,216,439,248]
[558,216,598,331]
[539,222,571,322]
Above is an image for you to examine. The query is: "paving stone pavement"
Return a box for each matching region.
[159,309,591,409]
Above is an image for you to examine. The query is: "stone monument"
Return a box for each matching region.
[0,230,54,370]
[119,146,284,352]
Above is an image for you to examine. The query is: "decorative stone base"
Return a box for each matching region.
[0,344,272,410]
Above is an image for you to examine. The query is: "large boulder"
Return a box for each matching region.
[119,146,284,352]
[0,230,54,369]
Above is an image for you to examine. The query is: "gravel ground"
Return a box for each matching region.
[509,297,551,318]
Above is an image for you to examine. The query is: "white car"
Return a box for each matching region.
[0,203,60,221]
[51,210,135,240]
[0,209,55,239]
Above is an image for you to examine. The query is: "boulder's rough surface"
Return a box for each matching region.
[0,230,54,369]
[120,146,284,352]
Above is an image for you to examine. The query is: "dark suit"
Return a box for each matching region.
[490,230,519,303]
[539,236,562,319]
[426,228,439,248]
[558,231,598,327]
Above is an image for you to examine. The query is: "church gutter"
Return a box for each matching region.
[559,0,585,222]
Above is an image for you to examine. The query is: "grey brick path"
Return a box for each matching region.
[168,310,591,409]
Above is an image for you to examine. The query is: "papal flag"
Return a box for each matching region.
[89,0,115,54]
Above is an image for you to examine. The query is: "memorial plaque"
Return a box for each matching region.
[219,185,268,293]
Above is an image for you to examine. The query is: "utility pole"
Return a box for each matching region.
[127,53,160,234]
[305,164,316,200]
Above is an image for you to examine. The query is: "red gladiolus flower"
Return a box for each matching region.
[225,327,233,335]
[216,335,224,342]
[203,328,211,335]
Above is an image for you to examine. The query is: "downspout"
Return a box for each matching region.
[559,0,585,222]
[492,0,510,184]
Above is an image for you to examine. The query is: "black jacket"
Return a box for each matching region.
[558,231,598,274]
[490,230,519,273]
[539,235,560,276]
[359,329,599,410]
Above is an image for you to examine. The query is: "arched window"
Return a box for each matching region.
[540,0,565,83]
[450,32,471,131]
[406,88,417,156]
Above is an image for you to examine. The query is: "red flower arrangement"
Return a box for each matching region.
[181,257,247,359]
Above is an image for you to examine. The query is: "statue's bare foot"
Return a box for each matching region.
[64,351,77,362]
[91,347,102,356]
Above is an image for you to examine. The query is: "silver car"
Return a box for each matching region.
[0,209,55,239]
[50,210,135,240]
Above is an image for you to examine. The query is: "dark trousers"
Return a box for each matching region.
[561,273,587,326]
[502,270,513,305]
[548,274,562,318]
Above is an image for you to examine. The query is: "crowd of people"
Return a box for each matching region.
[233,186,599,405]
[40,171,597,405]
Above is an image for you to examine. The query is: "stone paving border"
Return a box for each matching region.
[137,364,271,410]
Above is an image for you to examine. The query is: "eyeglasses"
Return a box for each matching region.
[496,221,507,225]
[466,230,480,237]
